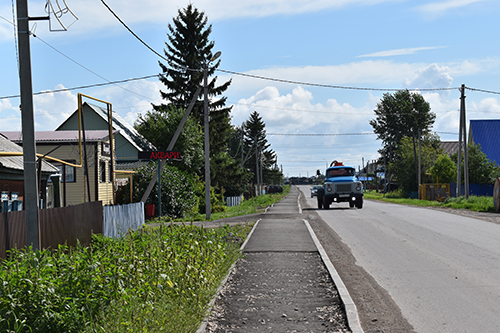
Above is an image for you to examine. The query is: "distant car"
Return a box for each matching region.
[266,185,283,194]
[311,185,323,198]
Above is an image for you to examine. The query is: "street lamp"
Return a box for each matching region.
[204,51,221,220]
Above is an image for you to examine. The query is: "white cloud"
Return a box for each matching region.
[416,0,487,16]
[33,84,78,130]
[403,63,454,90]
[358,46,447,58]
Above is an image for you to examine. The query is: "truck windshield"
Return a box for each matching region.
[328,168,354,177]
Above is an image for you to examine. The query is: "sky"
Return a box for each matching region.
[1,0,500,177]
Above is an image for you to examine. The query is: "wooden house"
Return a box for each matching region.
[2,131,116,206]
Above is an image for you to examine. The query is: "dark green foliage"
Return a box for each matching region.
[0,225,248,333]
[370,90,436,164]
[451,142,500,184]
[134,105,204,174]
[120,162,198,218]
[390,135,442,195]
[242,111,282,184]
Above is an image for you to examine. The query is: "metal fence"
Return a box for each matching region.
[225,195,243,207]
[103,202,145,239]
[1,201,103,259]
[1,201,145,259]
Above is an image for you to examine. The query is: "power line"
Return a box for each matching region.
[218,68,460,92]
[466,87,500,95]
[268,132,375,136]
[0,75,159,100]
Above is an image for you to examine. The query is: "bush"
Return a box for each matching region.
[118,162,198,218]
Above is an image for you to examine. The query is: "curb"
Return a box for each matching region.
[195,218,262,333]
[303,218,365,333]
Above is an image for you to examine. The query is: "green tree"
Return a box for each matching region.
[154,4,232,158]
[118,163,198,218]
[242,111,281,184]
[134,106,204,174]
[391,135,442,195]
[430,154,457,183]
[451,142,500,184]
[370,90,436,166]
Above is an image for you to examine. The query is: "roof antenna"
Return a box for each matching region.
[44,0,78,31]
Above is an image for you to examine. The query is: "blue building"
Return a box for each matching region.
[469,119,500,166]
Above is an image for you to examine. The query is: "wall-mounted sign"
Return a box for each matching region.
[138,151,182,160]
[102,142,111,156]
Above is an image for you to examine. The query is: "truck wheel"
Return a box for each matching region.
[349,201,355,208]
[356,198,363,209]
[323,196,330,209]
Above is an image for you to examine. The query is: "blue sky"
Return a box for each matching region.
[1,0,500,177]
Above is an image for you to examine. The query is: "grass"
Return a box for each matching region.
[0,187,292,333]
[0,223,253,333]
[165,185,291,223]
[364,190,497,212]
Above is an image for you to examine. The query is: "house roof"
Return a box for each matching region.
[0,134,59,173]
[1,130,113,143]
[469,119,500,165]
[440,141,459,156]
[56,103,155,152]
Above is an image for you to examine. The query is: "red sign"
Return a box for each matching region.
[138,151,182,160]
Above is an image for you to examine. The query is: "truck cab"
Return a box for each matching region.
[317,161,363,209]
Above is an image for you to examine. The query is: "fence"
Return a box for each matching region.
[419,184,450,201]
[450,182,494,197]
[1,201,145,259]
[225,195,243,207]
[1,201,103,259]
[103,202,145,238]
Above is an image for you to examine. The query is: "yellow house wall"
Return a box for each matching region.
[37,139,115,206]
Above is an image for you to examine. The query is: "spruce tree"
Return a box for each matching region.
[154,4,242,194]
[243,111,279,184]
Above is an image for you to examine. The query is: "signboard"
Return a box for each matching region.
[138,151,182,160]
[102,142,111,156]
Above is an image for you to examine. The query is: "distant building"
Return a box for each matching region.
[56,102,155,170]
[440,141,459,156]
[0,133,59,208]
[469,119,500,165]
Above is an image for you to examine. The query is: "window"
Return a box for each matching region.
[109,161,113,183]
[100,161,106,183]
[57,161,76,183]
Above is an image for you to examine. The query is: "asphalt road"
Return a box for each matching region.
[298,185,500,333]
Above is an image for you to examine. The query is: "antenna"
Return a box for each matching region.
[44,0,78,31]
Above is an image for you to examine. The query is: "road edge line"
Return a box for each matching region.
[196,218,262,333]
[303,219,365,333]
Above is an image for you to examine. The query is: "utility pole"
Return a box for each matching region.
[17,0,40,249]
[203,62,211,219]
[460,84,469,199]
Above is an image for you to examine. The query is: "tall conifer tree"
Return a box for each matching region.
[154,4,232,159]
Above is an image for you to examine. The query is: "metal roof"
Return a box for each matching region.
[0,134,59,173]
[1,130,112,143]
[469,119,500,165]
[440,141,459,156]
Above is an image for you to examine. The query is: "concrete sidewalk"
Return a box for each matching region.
[202,186,362,333]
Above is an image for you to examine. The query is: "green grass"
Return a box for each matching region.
[163,185,291,223]
[0,223,252,333]
[364,190,497,212]
[0,187,292,333]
